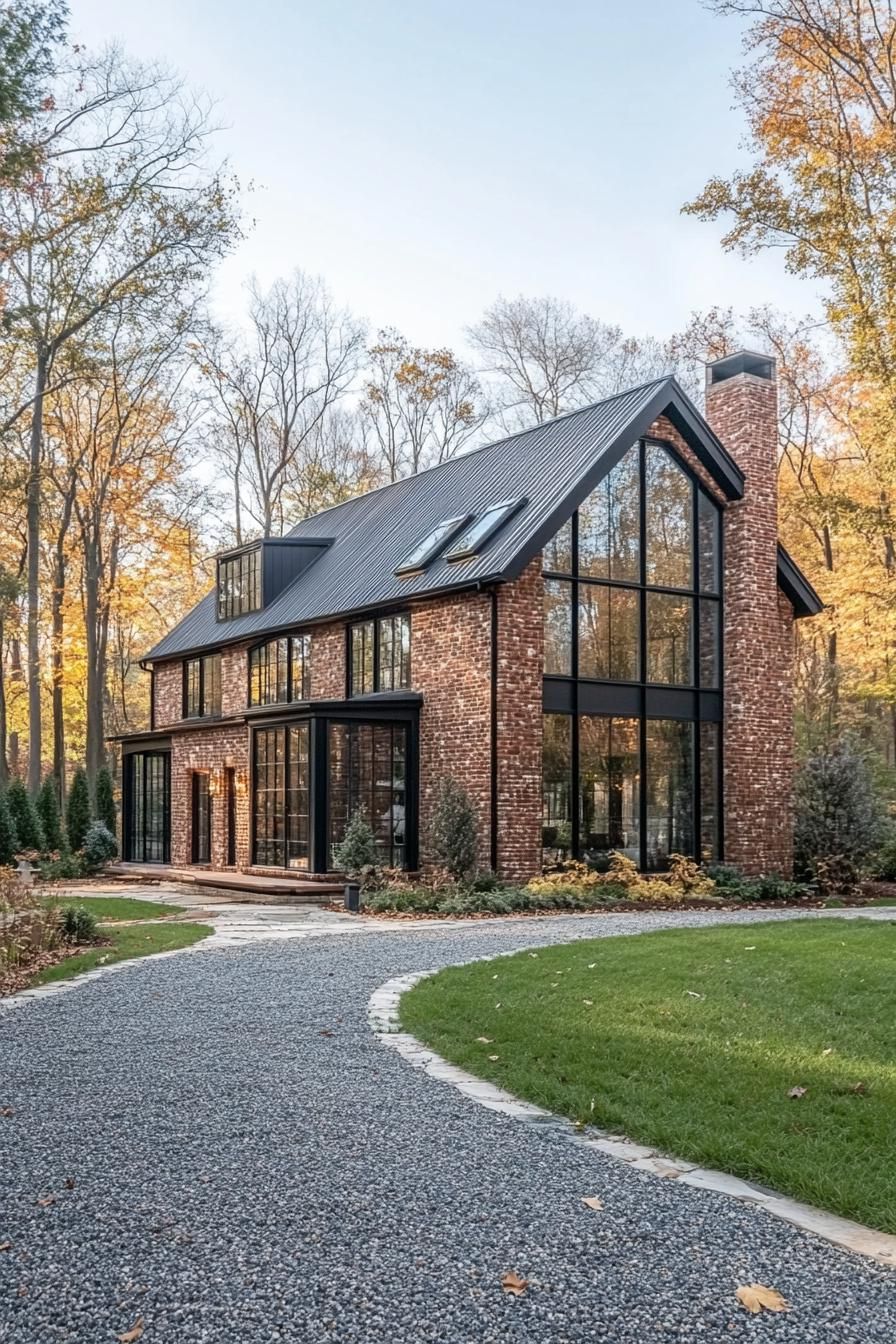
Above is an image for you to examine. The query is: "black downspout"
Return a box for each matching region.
[490,587,499,873]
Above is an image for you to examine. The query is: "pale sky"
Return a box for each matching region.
[66,0,817,353]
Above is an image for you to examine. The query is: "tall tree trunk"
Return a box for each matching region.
[0,616,8,790]
[51,543,66,802]
[83,530,104,788]
[26,349,47,792]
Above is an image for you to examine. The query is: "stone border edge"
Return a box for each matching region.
[368,963,896,1269]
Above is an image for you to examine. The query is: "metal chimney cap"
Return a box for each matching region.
[706,349,776,386]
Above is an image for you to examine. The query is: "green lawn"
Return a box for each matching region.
[402,919,896,1232]
[44,896,186,921]
[29,921,213,987]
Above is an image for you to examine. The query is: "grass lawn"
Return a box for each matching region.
[28,921,213,987]
[402,919,896,1232]
[43,896,186,921]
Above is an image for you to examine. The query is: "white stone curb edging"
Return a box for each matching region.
[368,964,896,1269]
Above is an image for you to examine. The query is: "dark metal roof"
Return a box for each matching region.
[777,542,824,619]
[144,376,814,660]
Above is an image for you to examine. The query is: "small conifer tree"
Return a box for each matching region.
[429,777,478,881]
[95,766,116,837]
[36,775,63,852]
[66,767,92,852]
[6,775,45,851]
[795,739,886,885]
[0,790,19,865]
[332,808,379,876]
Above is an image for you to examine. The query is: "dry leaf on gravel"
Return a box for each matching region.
[117,1318,144,1342]
[0,1107,14,1117]
[36,1194,55,1207]
[581,1196,604,1210]
[0,1242,12,1252]
[501,1271,528,1296]
[735,1284,790,1315]
[787,1086,808,1099]
[64,1178,75,1190]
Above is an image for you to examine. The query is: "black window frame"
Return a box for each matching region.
[183,653,222,720]
[248,632,312,707]
[217,545,262,621]
[348,612,411,696]
[541,436,724,868]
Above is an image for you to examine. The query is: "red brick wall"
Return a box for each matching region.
[310,621,346,698]
[169,724,250,868]
[412,589,493,872]
[704,369,796,875]
[495,559,544,880]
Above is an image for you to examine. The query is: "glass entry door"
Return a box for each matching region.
[192,773,211,865]
[252,723,310,868]
[124,751,170,863]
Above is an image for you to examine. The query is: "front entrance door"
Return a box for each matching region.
[192,773,211,865]
[124,750,170,863]
[225,766,236,866]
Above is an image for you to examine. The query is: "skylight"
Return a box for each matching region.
[394,515,471,576]
[445,498,525,561]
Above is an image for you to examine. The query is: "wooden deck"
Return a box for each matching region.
[108,863,344,904]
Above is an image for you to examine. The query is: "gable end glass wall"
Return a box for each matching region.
[542,438,722,871]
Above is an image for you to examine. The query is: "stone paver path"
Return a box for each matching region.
[1,909,895,1342]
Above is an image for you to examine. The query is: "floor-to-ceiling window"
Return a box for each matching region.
[542,438,722,870]
[328,722,408,868]
[252,723,311,869]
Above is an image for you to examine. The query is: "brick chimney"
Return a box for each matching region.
[704,351,795,876]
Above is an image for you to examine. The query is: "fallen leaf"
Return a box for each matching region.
[587,962,596,969]
[850,1081,868,1095]
[0,1107,14,1118]
[787,1086,808,1100]
[64,1178,75,1190]
[117,1318,144,1342]
[822,1047,833,1057]
[582,999,593,1006]
[487,1054,500,1061]
[528,952,538,958]
[581,1196,604,1210]
[501,1271,528,1296]
[735,1284,790,1315]
[36,1194,56,1207]
[685,991,703,999]
[744,946,756,951]
[0,1241,11,1252]
[475,1036,493,1044]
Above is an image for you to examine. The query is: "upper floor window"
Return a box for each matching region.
[249,634,311,707]
[217,547,261,621]
[184,653,221,719]
[349,613,411,695]
[543,440,721,689]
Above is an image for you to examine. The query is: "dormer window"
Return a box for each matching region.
[217,546,261,621]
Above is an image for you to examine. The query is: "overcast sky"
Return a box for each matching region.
[67,0,817,353]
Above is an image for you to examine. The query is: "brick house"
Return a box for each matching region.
[115,351,821,882]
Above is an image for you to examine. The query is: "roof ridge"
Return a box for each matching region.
[288,375,674,533]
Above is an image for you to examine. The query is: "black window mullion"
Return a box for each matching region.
[571,508,580,858]
[638,439,648,870]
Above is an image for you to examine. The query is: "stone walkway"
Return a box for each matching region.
[1,908,895,1341]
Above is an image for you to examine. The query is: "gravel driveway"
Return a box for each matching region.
[2,910,895,1343]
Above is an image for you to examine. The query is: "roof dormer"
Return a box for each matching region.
[216,537,333,622]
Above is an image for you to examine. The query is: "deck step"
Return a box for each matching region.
[108,863,344,903]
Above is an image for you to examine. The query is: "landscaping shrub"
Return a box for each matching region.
[701,863,809,902]
[0,791,18,866]
[429,777,477,881]
[39,850,86,881]
[36,776,64,852]
[332,808,379,878]
[871,828,896,882]
[5,776,45,852]
[794,740,886,887]
[0,869,59,986]
[95,766,116,836]
[82,821,118,871]
[530,853,719,903]
[58,904,99,944]
[66,767,91,853]
[363,879,631,916]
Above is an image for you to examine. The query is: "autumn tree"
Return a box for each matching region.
[197,272,365,540]
[0,45,240,788]
[685,1,896,401]
[0,0,66,183]
[361,329,486,481]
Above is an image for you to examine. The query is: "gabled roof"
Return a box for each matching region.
[144,375,815,661]
[777,543,824,618]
